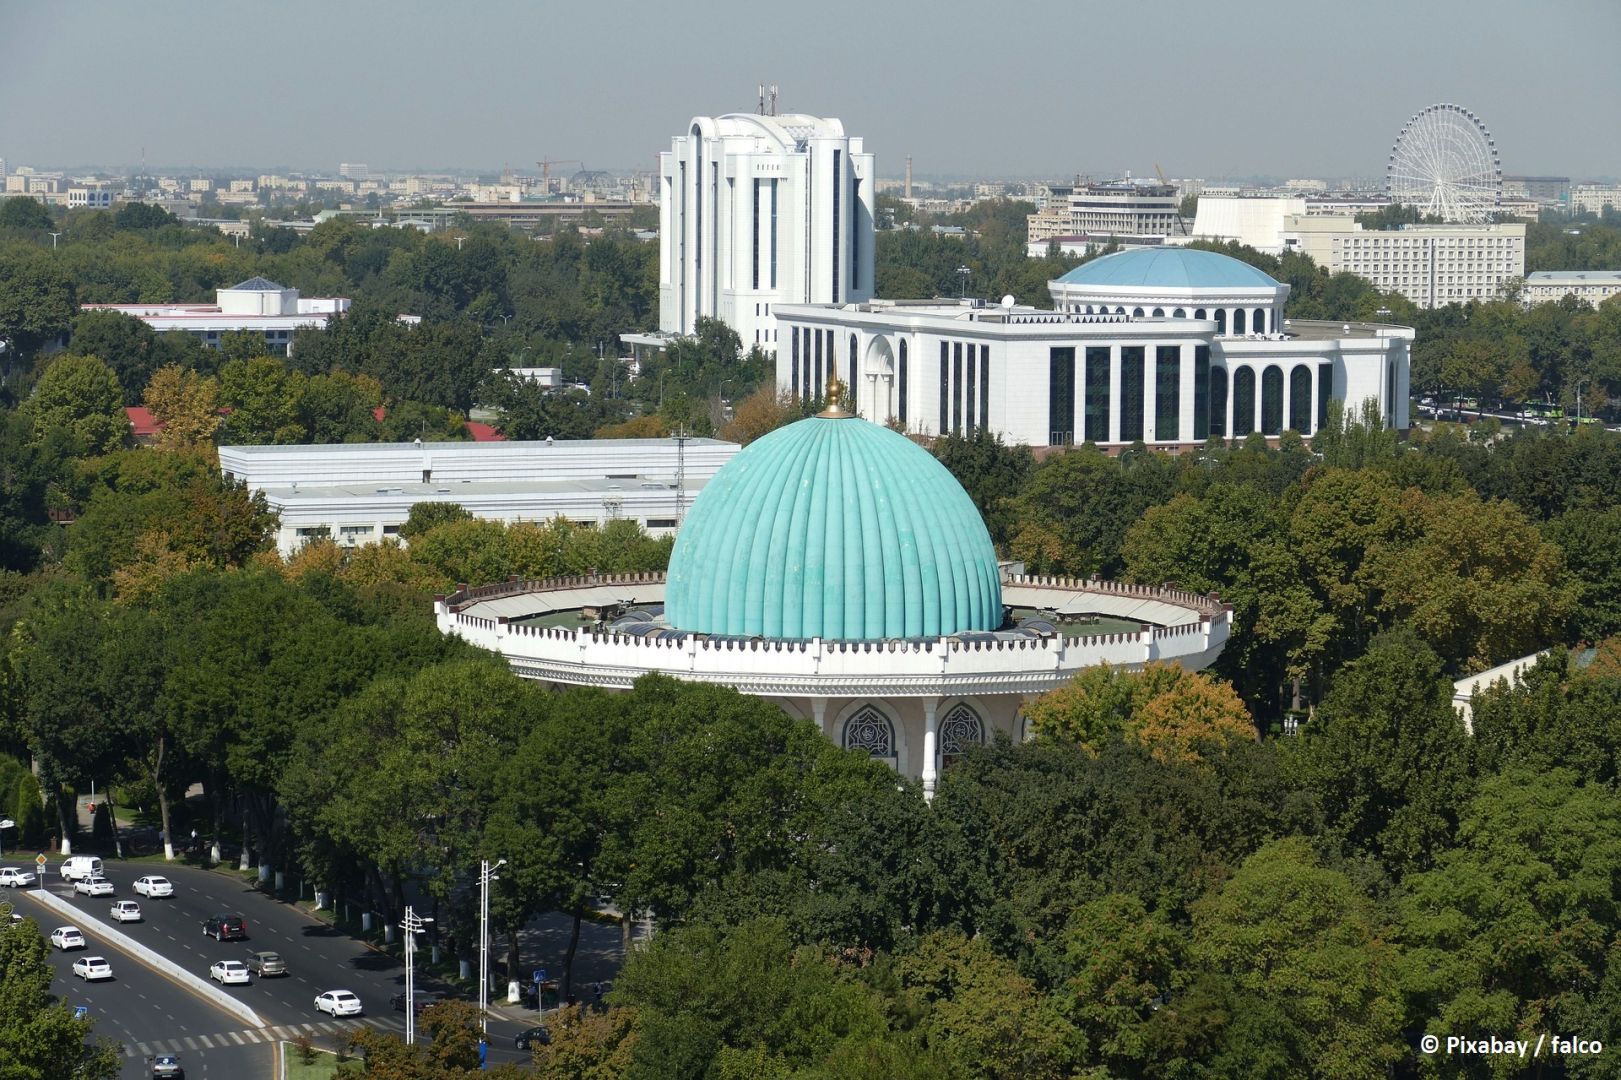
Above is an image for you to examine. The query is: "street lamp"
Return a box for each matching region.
[956,266,971,299]
[0,818,13,858]
[477,858,505,1038]
[401,906,434,1046]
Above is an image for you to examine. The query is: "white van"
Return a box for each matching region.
[60,856,103,882]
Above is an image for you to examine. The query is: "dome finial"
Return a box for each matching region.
[818,374,853,418]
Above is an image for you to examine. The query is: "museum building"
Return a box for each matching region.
[437,402,1231,797]
[773,247,1414,449]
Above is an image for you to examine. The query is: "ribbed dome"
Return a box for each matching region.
[665,415,1002,641]
[1056,248,1281,289]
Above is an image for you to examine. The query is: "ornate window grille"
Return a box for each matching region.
[938,704,984,769]
[843,706,894,759]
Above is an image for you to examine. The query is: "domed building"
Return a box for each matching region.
[436,402,1231,796]
[771,246,1414,450]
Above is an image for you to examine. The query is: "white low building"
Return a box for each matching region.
[774,248,1412,449]
[438,408,1232,794]
[1285,216,1526,308]
[83,277,350,355]
[1522,271,1621,308]
[219,437,741,556]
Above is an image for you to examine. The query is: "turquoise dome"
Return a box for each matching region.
[665,414,1002,641]
[1056,248,1281,289]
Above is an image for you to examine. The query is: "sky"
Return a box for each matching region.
[3,0,1618,182]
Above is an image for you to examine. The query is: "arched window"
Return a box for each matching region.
[1253,308,1267,334]
[938,704,983,770]
[898,339,909,425]
[1214,309,1227,333]
[1289,366,1312,433]
[1261,365,1284,435]
[1209,365,1228,437]
[1152,307,1165,317]
[1233,309,1247,334]
[1115,306,1126,315]
[1173,308,1186,318]
[843,706,894,759]
[1132,307,1145,317]
[1195,308,1206,319]
[849,334,859,411]
[1232,367,1255,436]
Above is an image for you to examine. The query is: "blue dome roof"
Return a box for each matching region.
[665,415,1002,641]
[1056,248,1280,289]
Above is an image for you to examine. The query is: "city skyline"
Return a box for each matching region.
[3,0,1618,181]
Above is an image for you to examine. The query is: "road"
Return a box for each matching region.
[5,860,539,1072]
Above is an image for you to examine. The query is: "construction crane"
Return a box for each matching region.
[536,159,584,193]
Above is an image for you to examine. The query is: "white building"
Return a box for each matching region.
[67,185,114,209]
[1189,195,1309,255]
[219,437,741,556]
[1522,271,1621,308]
[1285,216,1525,308]
[437,410,1231,794]
[1027,179,1188,257]
[658,112,875,351]
[82,277,350,355]
[773,248,1412,449]
[1571,184,1621,216]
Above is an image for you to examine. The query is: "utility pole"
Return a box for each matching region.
[477,859,505,1039]
[674,428,689,523]
[48,232,61,250]
[401,906,433,1045]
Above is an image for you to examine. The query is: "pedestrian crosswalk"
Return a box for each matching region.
[127,1016,405,1057]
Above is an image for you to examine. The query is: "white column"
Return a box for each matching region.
[811,697,829,739]
[1107,346,1122,444]
[1255,369,1265,435]
[921,699,939,802]
[1144,344,1159,442]
[1179,344,1196,444]
[1225,366,1236,438]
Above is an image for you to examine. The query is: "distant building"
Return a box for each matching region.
[1571,184,1621,216]
[1522,271,1621,308]
[1285,216,1525,308]
[1067,179,1186,244]
[1502,175,1570,203]
[67,185,114,209]
[658,112,875,352]
[82,277,350,355]
[775,247,1413,450]
[339,163,370,181]
[1189,196,1309,255]
[218,437,742,556]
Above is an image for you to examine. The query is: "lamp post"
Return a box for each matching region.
[956,265,970,299]
[401,906,434,1046]
[477,858,505,1038]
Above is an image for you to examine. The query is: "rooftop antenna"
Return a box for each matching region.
[769,85,778,116]
[758,83,766,115]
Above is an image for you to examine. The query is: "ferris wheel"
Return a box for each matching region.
[1386,103,1502,223]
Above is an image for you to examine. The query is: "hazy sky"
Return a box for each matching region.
[4,0,1617,181]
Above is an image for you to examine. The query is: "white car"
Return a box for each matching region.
[133,876,174,898]
[110,901,142,923]
[74,877,115,897]
[210,960,251,986]
[0,867,34,888]
[315,990,363,1017]
[50,926,86,950]
[72,955,113,981]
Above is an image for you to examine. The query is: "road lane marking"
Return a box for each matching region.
[136,1043,151,1056]
[199,1036,214,1048]
[228,1032,245,1045]
[184,1037,199,1049]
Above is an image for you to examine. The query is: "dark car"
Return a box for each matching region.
[514,1026,551,1050]
[389,990,444,1014]
[201,914,246,941]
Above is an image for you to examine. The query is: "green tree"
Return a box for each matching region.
[217,356,303,443]
[69,310,164,403]
[21,354,126,454]
[400,501,474,539]
[0,196,55,231]
[932,431,1034,550]
[0,916,122,1079]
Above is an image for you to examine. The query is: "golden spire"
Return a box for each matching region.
[818,374,853,418]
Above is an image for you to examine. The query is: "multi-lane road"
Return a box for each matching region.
[5,859,539,1077]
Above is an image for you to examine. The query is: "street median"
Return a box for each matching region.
[21,886,264,1029]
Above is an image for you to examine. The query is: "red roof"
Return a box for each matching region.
[372,406,387,422]
[126,406,162,436]
[464,421,507,442]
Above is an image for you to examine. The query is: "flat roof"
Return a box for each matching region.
[1525,270,1621,284]
[261,476,707,502]
[221,436,735,456]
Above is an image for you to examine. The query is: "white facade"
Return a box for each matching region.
[775,298,1411,449]
[1285,216,1526,308]
[82,277,350,355]
[1571,184,1621,216]
[1522,271,1621,308]
[658,113,875,351]
[220,437,742,556]
[438,573,1232,789]
[1067,180,1185,241]
[1190,195,1309,255]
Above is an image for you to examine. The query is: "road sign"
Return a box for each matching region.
[35,854,46,868]
[73,1006,88,1020]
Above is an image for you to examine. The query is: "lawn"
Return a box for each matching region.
[282,1043,363,1080]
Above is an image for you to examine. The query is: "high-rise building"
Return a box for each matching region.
[657,113,874,351]
[339,163,369,181]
